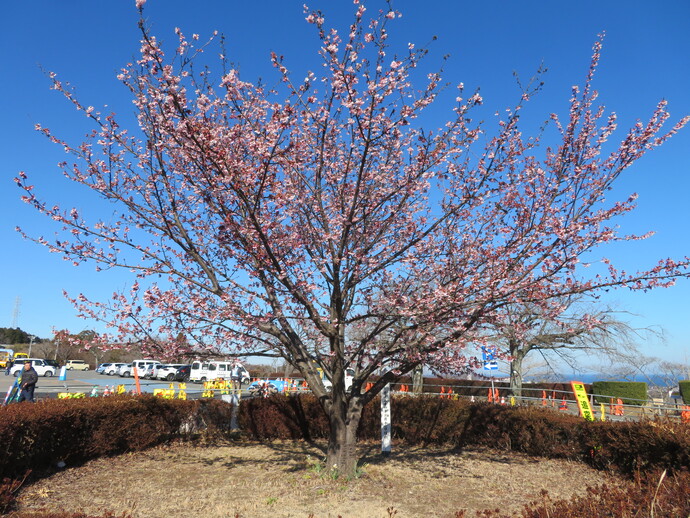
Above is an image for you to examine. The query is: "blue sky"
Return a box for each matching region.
[1,1,689,366]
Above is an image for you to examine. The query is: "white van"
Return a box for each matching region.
[189,361,250,384]
[119,360,161,378]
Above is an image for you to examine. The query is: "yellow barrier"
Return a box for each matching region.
[153,388,175,398]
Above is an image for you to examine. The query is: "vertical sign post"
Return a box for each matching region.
[133,367,142,395]
[381,383,391,456]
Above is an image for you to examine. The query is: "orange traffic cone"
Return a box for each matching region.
[542,390,547,406]
[487,388,493,403]
[615,398,624,416]
[681,406,690,424]
[559,398,568,411]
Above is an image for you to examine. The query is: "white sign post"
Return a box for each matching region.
[221,394,241,430]
[381,383,391,456]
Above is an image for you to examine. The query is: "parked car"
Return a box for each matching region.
[45,359,60,370]
[65,360,89,371]
[95,363,112,374]
[117,363,133,377]
[139,363,162,379]
[174,365,191,382]
[156,364,188,381]
[10,358,57,377]
[104,363,127,375]
[120,360,161,378]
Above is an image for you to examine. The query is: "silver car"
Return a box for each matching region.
[104,363,128,375]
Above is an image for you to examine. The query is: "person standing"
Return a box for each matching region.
[5,358,12,376]
[18,362,38,403]
[231,362,243,389]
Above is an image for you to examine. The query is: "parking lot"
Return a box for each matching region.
[0,368,235,400]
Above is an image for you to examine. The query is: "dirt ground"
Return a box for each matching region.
[16,441,623,518]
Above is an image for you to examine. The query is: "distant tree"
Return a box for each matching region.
[51,329,89,362]
[32,341,55,359]
[0,327,31,345]
[485,297,643,397]
[16,4,689,475]
[599,353,689,394]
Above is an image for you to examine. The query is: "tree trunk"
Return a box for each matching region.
[510,355,524,399]
[325,396,364,477]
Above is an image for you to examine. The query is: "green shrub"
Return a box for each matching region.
[591,381,648,406]
[678,380,690,404]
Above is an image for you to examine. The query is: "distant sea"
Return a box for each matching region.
[557,373,683,387]
[474,371,685,387]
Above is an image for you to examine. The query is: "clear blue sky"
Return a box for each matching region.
[1,1,689,366]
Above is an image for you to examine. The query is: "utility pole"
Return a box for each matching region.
[11,297,21,328]
[28,335,36,357]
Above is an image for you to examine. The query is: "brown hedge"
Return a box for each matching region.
[239,394,690,476]
[2,394,690,518]
[0,396,231,480]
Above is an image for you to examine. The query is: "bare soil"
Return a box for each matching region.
[16,441,623,518]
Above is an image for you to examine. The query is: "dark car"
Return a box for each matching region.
[174,365,191,382]
[45,359,60,369]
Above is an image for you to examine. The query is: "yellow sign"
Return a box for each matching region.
[153,388,175,399]
[58,392,85,399]
[570,381,594,421]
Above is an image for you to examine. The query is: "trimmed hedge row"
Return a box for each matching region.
[3,393,689,482]
[679,380,690,404]
[591,381,648,406]
[0,396,232,480]
[239,394,690,475]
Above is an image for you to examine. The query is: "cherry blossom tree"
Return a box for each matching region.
[15,2,690,475]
